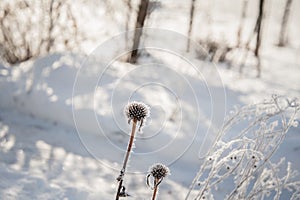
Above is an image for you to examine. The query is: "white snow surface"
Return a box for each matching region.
[0,0,300,199]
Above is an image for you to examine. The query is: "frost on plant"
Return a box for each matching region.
[186,95,300,200]
[147,163,170,200]
[148,163,170,181]
[124,101,150,131]
[115,101,150,200]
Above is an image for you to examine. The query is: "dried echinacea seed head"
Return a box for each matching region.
[124,101,150,131]
[146,163,170,190]
[125,101,150,121]
[149,163,170,180]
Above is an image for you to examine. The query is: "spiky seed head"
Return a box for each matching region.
[125,101,150,121]
[149,163,170,180]
[125,101,150,131]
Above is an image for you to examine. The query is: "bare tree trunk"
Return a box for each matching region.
[239,0,264,76]
[187,0,196,52]
[129,0,149,64]
[236,0,248,47]
[278,0,292,46]
[46,0,55,52]
[254,0,265,78]
[125,0,132,49]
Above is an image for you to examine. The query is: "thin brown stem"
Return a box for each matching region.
[115,179,123,200]
[123,119,137,169]
[115,119,137,200]
[152,179,159,200]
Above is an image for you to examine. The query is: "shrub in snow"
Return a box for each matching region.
[185,95,300,200]
[115,101,150,200]
[0,0,83,64]
[147,163,170,200]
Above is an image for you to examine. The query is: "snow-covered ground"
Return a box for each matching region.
[0,1,299,199]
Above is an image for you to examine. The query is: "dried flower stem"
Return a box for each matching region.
[123,118,137,170]
[147,163,169,200]
[152,178,159,200]
[115,118,137,200]
[115,180,124,200]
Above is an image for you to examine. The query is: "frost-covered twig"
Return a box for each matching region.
[185,96,300,200]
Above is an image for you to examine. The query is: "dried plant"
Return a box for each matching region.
[147,163,170,200]
[115,101,150,200]
[185,95,300,199]
[0,0,83,65]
